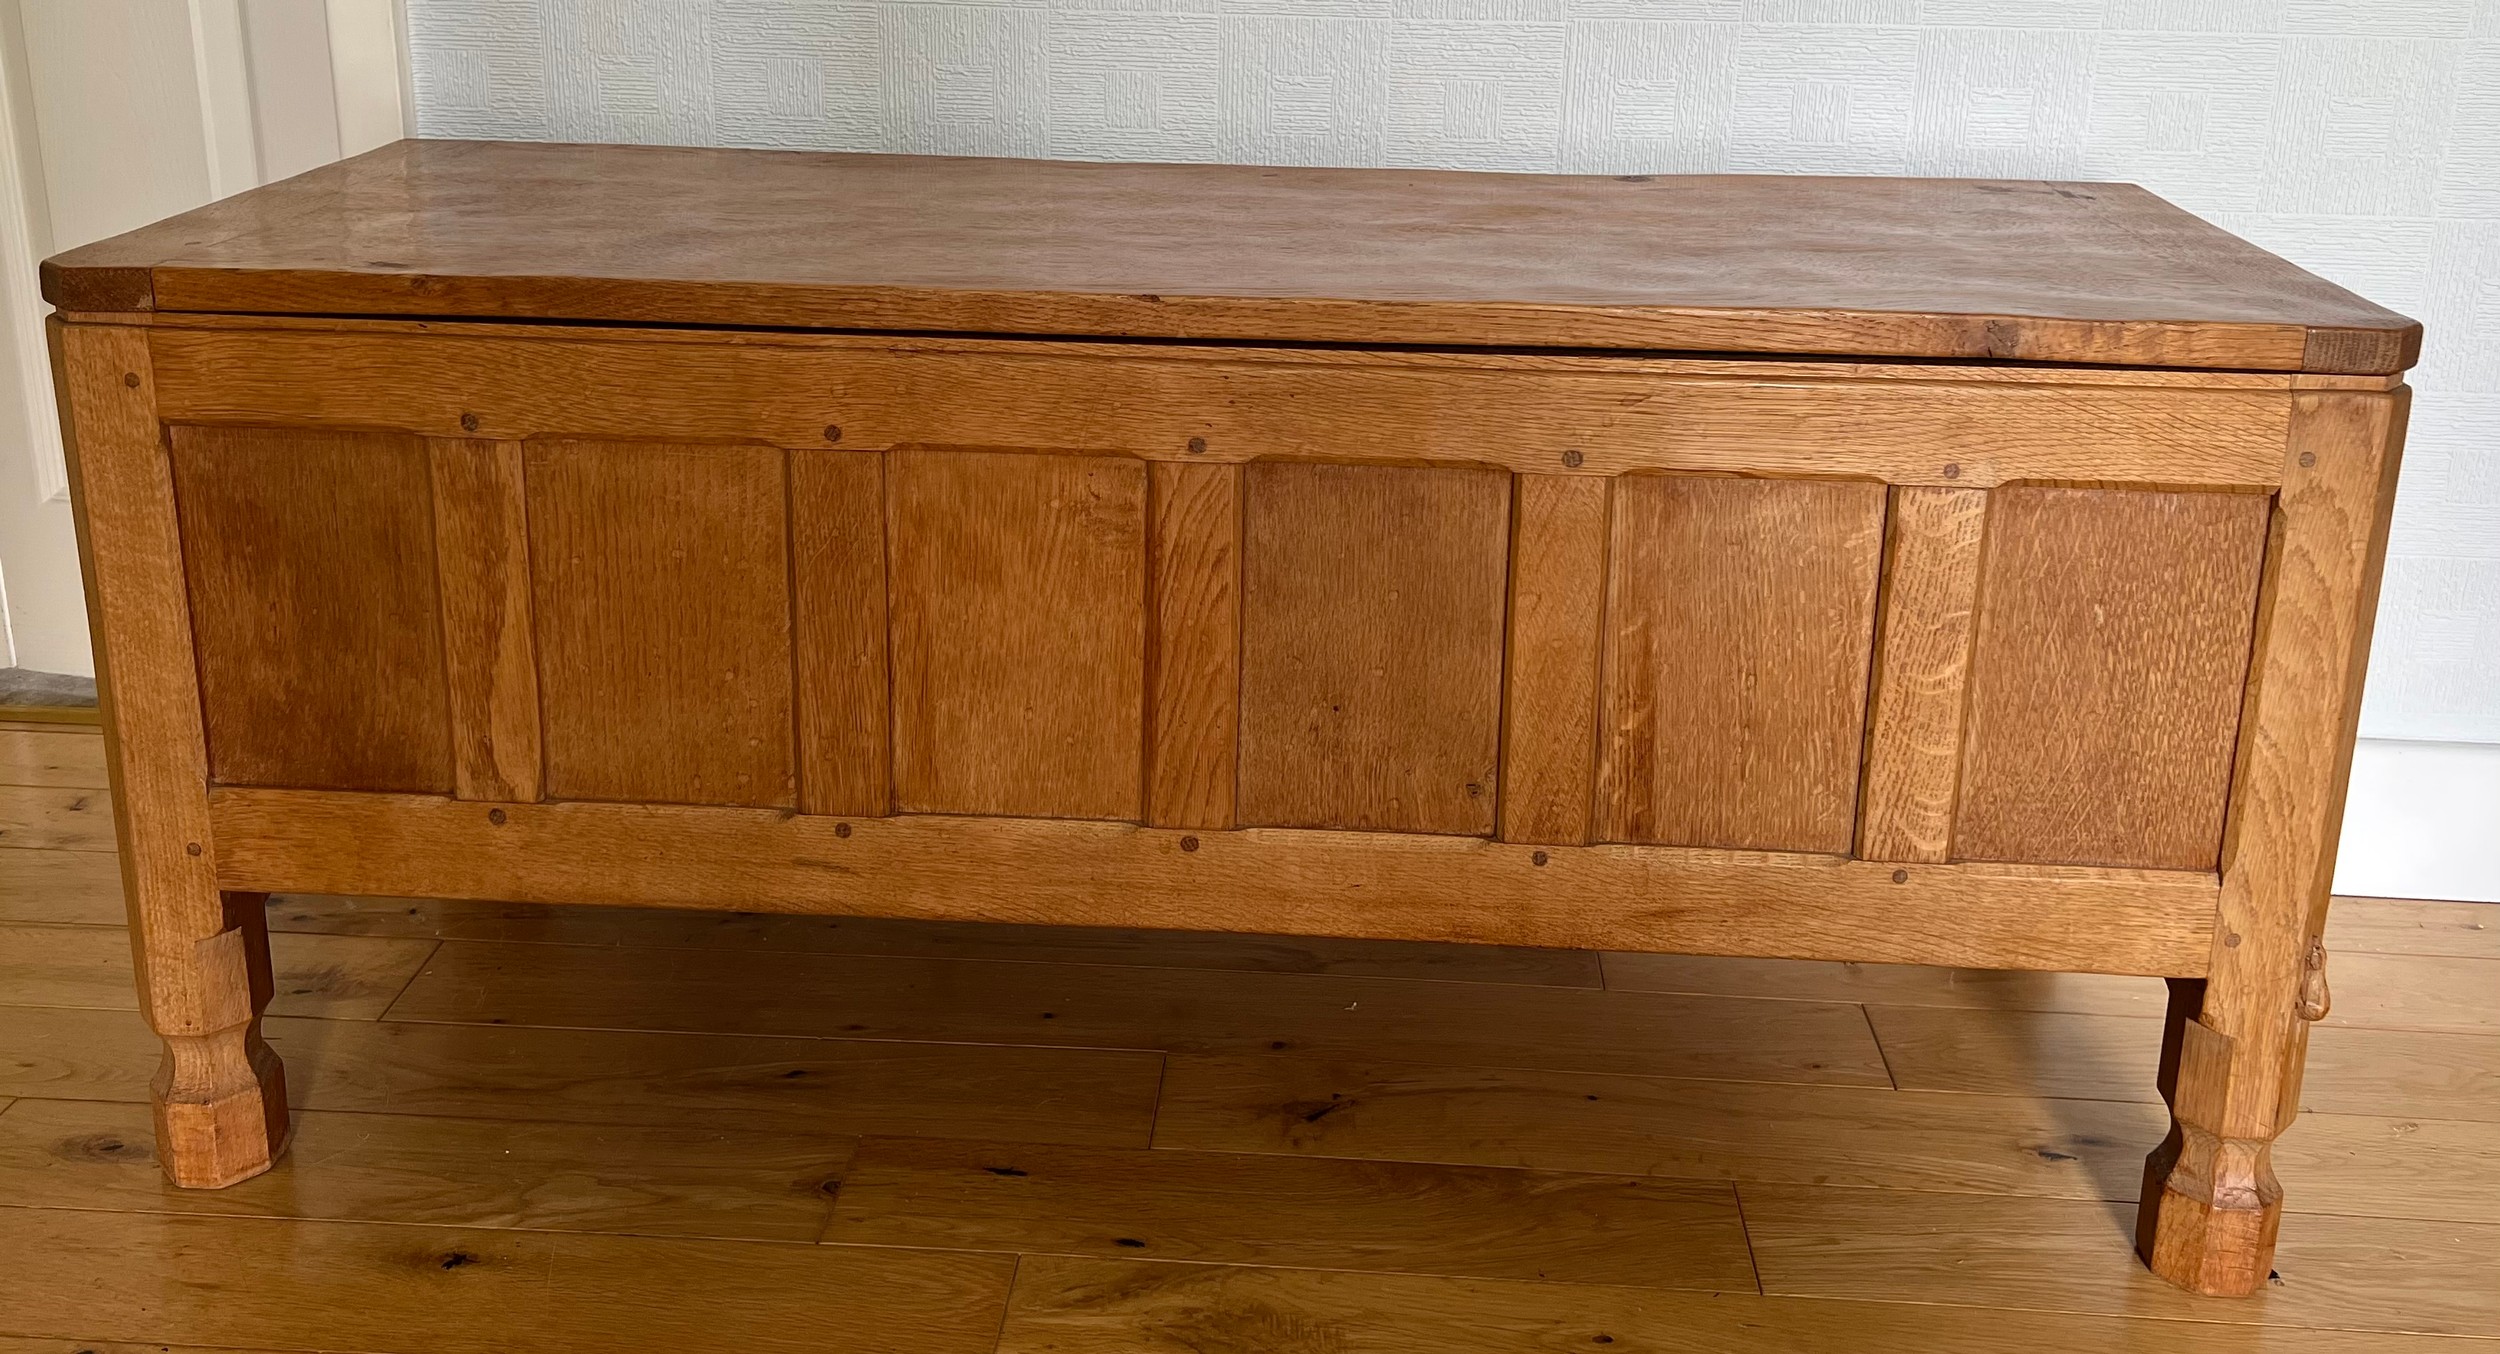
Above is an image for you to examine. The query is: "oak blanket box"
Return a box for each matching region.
[41,140,2417,1297]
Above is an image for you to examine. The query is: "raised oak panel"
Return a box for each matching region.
[1597,475,1886,854]
[169,425,451,793]
[888,448,1147,821]
[1239,462,1510,836]
[527,439,795,808]
[1955,485,2271,871]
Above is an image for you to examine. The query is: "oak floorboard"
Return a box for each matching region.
[0,1342,308,1354]
[1741,1183,2500,1338]
[0,924,437,1020]
[1606,949,2500,1033]
[0,1007,161,1102]
[0,1098,850,1241]
[2319,953,2500,1034]
[822,1136,1755,1290]
[0,1007,1163,1145]
[2278,1112,2500,1227]
[0,849,121,926]
[2328,897,2500,960]
[0,730,108,789]
[994,1254,2480,1353]
[0,1205,1013,1354]
[1155,1054,2163,1203]
[265,893,1604,987]
[0,786,113,852]
[1868,1005,2500,1121]
[1155,1055,2500,1227]
[1601,953,2166,1016]
[381,941,1890,1086]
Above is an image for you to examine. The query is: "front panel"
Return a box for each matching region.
[146,322,2290,966]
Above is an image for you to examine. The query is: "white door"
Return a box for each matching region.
[0,0,412,677]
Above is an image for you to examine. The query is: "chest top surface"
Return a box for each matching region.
[43,138,2416,375]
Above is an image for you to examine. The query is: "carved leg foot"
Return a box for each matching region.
[2136,1123,2281,1296]
[143,891,291,1187]
[2136,976,2301,1296]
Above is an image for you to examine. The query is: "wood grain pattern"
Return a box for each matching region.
[0,784,115,851]
[0,1003,1163,1146]
[1597,475,1885,853]
[823,1137,1756,1290]
[260,1014,1166,1145]
[146,324,2301,490]
[376,938,1894,1086]
[1499,475,1608,846]
[1155,1054,2165,1200]
[526,439,795,808]
[1145,460,1240,831]
[996,1254,2473,1354]
[47,140,2419,372]
[0,846,124,925]
[2140,389,2409,1295]
[1603,951,2165,1016]
[426,437,541,803]
[1238,462,1509,836]
[0,726,109,787]
[206,789,2221,977]
[1870,1005,2500,1123]
[168,425,450,793]
[790,449,891,818]
[0,1206,1016,1354]
[0,1098,851,1242]
[267,891,1606,987]
[2330,896,2500,960]
[1856,485,1988,863]
[53,321,288,1188]
[1956,486,2272,871]
[1744,1184,2500,1338]
[887,449,1146,820]
[0,923,436,1021]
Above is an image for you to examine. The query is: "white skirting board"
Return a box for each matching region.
[2335,739,2500,904]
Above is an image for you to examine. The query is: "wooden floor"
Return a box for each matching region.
[2,718,2497,1352]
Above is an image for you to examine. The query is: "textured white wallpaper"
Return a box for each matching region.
[407,0,2500,743]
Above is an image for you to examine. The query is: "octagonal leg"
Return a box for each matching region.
[55,321,291,1188]
[2137,976,2295,1296]
[2137,389,2403,1295]
[143,889,291,1188]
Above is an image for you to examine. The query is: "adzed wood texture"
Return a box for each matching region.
[1955,486,2272,871]
[44,139,2418,372]
[168,425,450,794]
[1598,475,1886,854]
[887,449,1146,821]
[525,439,795,809]
[41,140,2417,1305]
[1238,463,1510,836]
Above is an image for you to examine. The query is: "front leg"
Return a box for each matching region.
[140,889,290,1186]
[2136,388,2402,1295]
[55,320,291,1186]
[2137,974,2300,1294]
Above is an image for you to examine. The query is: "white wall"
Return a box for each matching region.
[0,0,410,677]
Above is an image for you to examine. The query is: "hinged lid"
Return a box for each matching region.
[43,138,2418,375]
